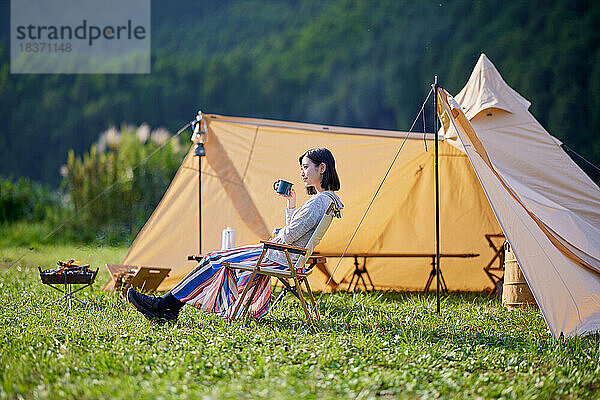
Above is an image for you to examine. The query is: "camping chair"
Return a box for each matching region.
[223,202,341,326]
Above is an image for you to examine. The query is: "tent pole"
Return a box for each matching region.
[433,76,441,315]
[198,157,202,257]
[192,111,206,257]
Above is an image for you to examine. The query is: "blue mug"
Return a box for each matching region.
[273,179,293,196]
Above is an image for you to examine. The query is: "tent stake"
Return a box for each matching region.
[433,76,441,314]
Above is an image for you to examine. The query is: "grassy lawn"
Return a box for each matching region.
[1,246,599,399]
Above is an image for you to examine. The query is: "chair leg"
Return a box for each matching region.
[279,278,301,300]
[241,277,261,322]
[293,275,313,326]
[229,250,267,321]
[302,277,321,325]
[230,270,257,321]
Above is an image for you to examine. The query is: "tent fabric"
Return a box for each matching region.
[437,54,600,337]
[121,53,600,337]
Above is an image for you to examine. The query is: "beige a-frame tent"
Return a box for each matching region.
[121,53,600,337]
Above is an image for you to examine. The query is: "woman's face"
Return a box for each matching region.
[301,155,324,190]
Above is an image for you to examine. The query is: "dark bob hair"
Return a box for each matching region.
[299,148,341,195]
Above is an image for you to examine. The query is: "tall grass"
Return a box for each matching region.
[1,246,599,399]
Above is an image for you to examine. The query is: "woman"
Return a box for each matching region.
[128,148,343,323]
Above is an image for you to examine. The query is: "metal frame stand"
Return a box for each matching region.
[46,282,94,308]
[347,256,375,291]
[423,256,448,295]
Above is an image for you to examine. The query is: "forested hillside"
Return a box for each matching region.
[1,0,599,185]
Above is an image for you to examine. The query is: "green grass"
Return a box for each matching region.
[1,246,599,399]
[0,221,133,247]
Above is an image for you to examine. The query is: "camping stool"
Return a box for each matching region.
[39,266,98,309]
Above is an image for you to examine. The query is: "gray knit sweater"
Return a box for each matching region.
[265,191,344,267]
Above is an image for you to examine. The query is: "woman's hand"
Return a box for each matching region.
[285,188,296,209]
[275,182,296,209]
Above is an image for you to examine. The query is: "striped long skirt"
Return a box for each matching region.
[170,244,284,319]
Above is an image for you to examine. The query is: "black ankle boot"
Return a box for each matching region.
[127,288,180,323]
[159,292,184,311]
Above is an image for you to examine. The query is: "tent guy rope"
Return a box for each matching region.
[562,144,600,173]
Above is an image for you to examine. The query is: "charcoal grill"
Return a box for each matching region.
[39,261,98,308]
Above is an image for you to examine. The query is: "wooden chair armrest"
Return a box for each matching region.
[259,240,308,255]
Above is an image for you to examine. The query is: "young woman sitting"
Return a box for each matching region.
[127,147,343,323]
